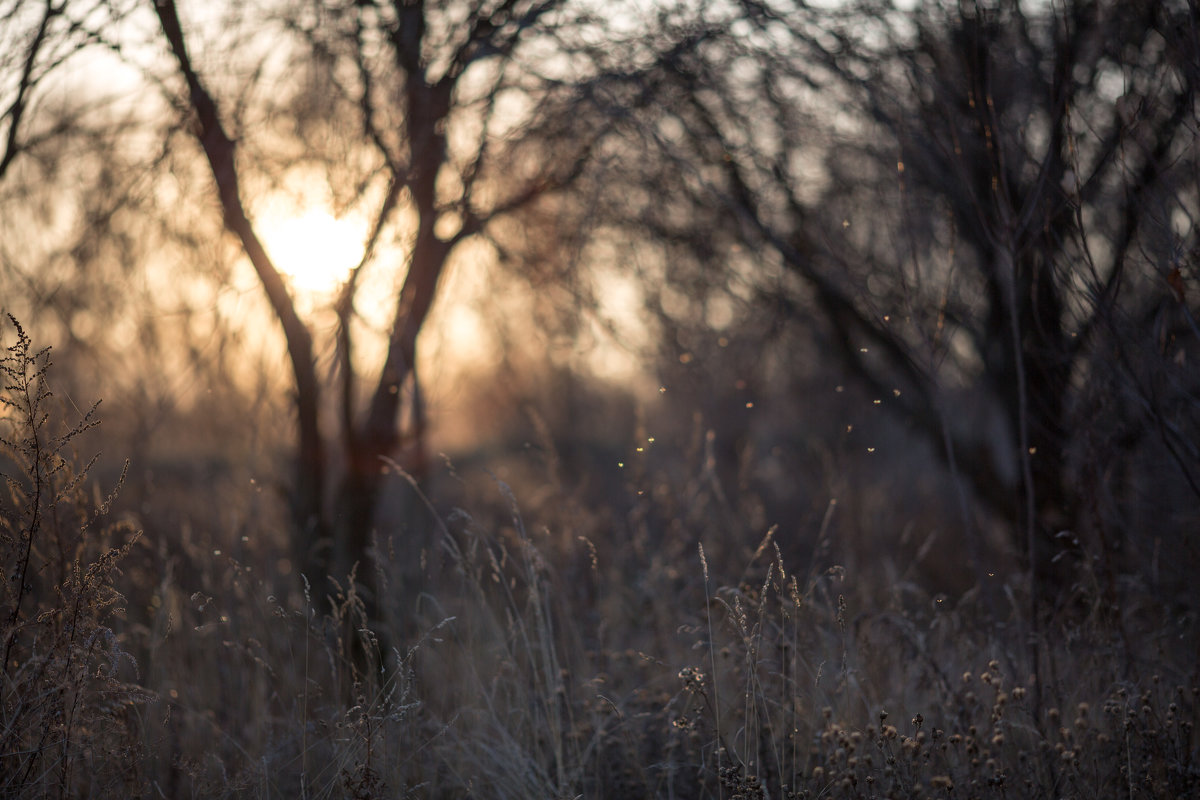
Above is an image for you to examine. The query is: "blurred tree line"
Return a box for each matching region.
[1,0,1196,615]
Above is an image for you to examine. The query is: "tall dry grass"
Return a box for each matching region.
[1,316,146,797]
[1,316,1196,798]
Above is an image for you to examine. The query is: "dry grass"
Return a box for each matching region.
[2,317,1197,798]
[2,316,147,797]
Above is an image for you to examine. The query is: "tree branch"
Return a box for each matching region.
[153,0,326,533]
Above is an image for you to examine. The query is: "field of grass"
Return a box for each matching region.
[3,319,1197,799]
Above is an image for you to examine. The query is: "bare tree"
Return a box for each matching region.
[2,0,91,180]
[614,0,1200,602]
[0,0,189,403]
[147,0,693,610]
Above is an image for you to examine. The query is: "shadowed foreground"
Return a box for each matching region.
[2,320,1196,799]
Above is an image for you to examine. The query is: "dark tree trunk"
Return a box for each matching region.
[154,0,328,569]
[328,59,453,619]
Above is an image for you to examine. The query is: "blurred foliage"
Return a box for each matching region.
[0,1,1198,794]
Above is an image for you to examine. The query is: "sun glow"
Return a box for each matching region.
[261,209,367,294]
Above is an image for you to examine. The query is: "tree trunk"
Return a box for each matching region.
[154,0,328,571]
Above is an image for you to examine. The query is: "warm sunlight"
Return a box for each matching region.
[260,209,367,294]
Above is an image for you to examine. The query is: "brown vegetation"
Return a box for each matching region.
[2,0,1198,796]
[3,317,1197,798]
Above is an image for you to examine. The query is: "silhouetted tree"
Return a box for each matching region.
[148,0,709,617]
[0,0,199,409]
[613,0,1200,603]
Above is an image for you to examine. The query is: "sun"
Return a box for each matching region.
[261,209,366,294]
